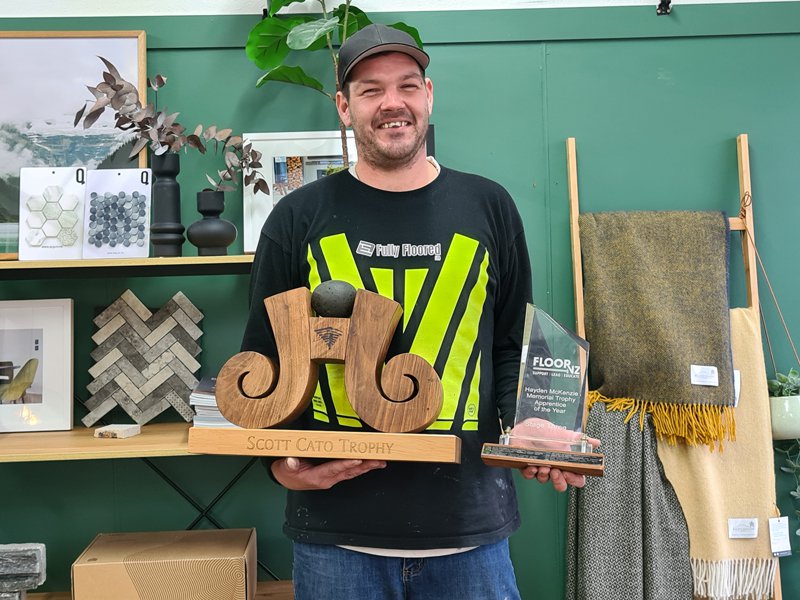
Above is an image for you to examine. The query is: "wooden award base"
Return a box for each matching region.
[189,427,462,464]
[481,443,604,476]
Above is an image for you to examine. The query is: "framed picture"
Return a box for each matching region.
[242,130,358,254]
[0,299,73,433]
[0,30,147,259]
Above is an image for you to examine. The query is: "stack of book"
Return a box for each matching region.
[189,375,239,428]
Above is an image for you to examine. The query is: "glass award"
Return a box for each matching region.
[481,304,604,476]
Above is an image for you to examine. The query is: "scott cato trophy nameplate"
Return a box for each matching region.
[481,305,604,476]
[187,281,461,464]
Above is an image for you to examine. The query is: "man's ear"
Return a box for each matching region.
[336,91,352,127]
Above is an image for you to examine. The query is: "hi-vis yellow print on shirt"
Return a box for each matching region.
[306,232,490,432]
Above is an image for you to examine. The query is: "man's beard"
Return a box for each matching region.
[352,109,429,171]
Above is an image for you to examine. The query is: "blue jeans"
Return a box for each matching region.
[292,539,521,600]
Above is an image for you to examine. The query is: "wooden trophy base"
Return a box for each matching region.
[481,443,604,476]
[189,427,462,464]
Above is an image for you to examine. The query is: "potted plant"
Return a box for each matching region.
[74,57,268,256]
[769,368,800,439]
[245,0,423,166]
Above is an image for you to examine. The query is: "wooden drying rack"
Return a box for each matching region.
[565,133,781,600]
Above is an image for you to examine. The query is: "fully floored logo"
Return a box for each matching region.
[356,240,441,261]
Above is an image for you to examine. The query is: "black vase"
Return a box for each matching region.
[149,153,186,257]
[187,190,237,256]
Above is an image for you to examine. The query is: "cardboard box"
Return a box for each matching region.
[72,528,256,600]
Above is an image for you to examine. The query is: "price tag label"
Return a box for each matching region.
[769,517,792,557]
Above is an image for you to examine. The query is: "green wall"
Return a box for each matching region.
[2,3,800,597]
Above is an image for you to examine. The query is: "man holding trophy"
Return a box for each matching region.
[241,24,596,600]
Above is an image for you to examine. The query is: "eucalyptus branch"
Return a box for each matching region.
[74,57,268,196]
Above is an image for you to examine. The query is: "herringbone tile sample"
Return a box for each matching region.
[83,289,203,426]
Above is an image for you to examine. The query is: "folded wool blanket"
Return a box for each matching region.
[579,210,736,446]
[658,307,779,600]
[565,403,693,600]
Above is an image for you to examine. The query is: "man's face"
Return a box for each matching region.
[336,52,433,170]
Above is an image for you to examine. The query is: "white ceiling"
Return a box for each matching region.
[4,0,795,18]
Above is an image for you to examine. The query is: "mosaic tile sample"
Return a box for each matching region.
[83,290,203,426]
[86,190,148,250]
[82,168,152,259]
[18,167,85,260]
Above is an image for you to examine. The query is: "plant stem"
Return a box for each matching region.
[321,0,352,167]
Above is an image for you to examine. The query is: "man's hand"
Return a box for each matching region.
[510,417,600,492]
[271,457,387,490]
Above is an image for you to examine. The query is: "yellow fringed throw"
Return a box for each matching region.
[588,390,736,449]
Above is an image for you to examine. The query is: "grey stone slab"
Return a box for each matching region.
[117,304,153,340]
[91,313,125,345]
[0,587,28,597]
[167,327,201,357]
[138,365,173,397]
[144,316,177,347]
[164,373,192,397]
[84,379,119,410]
[88,347,122,379]
[124,394,169,425]
[113,389,168,425]
[171,307,203,340]
[81,396,117,427]
[90,329,124,361]
[0,545,44,580]
[104,336,150,371]
[113,373,145,404]
[168,351,200,388]
[115,355,148,388]
[93,295,128,328]
[164,389,194,422]
[86,365,121,397]
[172,291,203,323]
[120,289,151,321]
[142,333,176,363]
[91,328,149,366]
[141,351,175,379]
[147,303,176,329]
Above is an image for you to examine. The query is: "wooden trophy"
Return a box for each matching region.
[480,305,604,476]
[188,281,461,463]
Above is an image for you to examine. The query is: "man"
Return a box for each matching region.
[241,23,588,599]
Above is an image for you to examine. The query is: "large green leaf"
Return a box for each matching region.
[255,65,329,98]
[388,22,425,50]
[267,0,308,17]
[287,17,338,50]
[245,16,313,71]
[333,5,372,43]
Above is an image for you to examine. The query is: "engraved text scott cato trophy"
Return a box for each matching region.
[188,281,461,463]
[481,305,604,476]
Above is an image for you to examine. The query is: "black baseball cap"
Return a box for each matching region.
[338,23,429,85]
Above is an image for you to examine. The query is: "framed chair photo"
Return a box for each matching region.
[0,298,73,432]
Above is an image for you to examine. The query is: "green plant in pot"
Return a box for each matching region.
[245,0,423,166]
[74,57,268,256]
[769,368,800,440]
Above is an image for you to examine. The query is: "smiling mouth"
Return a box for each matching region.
[378,121,411,129]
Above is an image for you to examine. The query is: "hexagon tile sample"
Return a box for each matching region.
[82,290,203,427]
[18,167,86,260]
